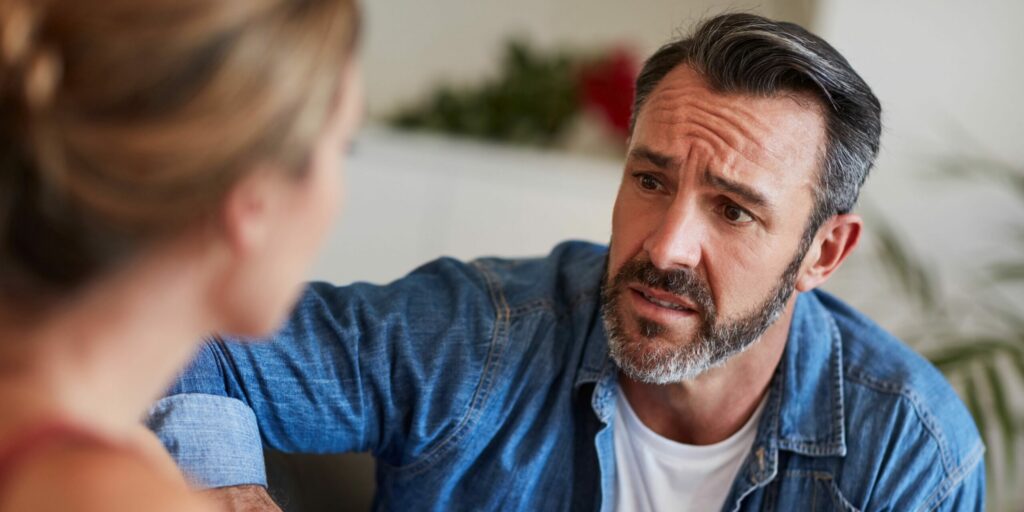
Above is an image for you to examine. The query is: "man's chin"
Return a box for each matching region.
[609,336,710,384]
[627,315,701,345]
[613,355,707,385]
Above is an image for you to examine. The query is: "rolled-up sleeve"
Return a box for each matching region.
[147,393,267,488]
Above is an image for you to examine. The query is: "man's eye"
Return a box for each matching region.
[636,173,662,191]
[722,204,754,223]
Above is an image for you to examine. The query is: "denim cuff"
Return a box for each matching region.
[147,394,267,489]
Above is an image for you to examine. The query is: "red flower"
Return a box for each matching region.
[577,47,639,140]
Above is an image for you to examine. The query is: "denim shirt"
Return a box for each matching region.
[149,241,985,511]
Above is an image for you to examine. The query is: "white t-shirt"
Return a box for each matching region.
[613,387,766,512]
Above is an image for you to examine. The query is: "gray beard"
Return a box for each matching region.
[600,248,804,384]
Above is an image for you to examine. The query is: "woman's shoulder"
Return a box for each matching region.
[0,434,216,512]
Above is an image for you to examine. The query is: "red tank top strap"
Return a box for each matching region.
[0,421,112,499]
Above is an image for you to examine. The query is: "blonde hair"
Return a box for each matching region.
[0,0,360,303]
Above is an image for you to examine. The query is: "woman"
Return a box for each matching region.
[0,0,362,510]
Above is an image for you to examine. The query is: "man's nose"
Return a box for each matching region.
[642,199,704,271]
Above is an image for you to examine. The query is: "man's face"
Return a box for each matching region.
[604,65,827,384]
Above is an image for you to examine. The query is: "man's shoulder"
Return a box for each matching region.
[469,240,608,313]
[815,290,951,393]
[812,291,984,481]
[299,240,607,333]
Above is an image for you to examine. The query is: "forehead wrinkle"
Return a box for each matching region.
[640,65,828,172]
[690,97,777,164]
[640,116,798,218]
[642,91,786,178]
[643,112,780,193]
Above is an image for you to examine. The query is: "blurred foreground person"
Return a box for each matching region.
[0,0,362,510]
[151,13,983,512]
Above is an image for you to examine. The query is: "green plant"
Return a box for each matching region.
[387,39,639,148]
[389,40,580,147]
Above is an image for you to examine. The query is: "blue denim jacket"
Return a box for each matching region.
[149,241,985,511]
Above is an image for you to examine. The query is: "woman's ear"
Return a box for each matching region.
[208,167,294,336]
[219,168,282,258]
[795,213,862,292]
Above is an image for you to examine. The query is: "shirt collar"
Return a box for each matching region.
[737,290,848,490]
[771,290,847,457]
[577,288,847,458]
[576,296,612,390]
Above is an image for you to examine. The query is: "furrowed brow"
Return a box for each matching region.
[702,169,773,210]
[627,146,679,171]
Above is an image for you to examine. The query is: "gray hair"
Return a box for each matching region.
[631,13,882,234]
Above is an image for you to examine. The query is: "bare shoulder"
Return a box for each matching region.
[0,442,217,512]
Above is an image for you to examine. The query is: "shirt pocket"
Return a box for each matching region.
[770,470,861,512]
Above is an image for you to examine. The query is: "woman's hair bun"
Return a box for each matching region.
[1,0,360,306]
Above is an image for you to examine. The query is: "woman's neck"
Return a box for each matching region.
[0,242,219,441]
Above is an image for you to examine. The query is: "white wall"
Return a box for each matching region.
[311,129,622,286]
[816,0,1024,163]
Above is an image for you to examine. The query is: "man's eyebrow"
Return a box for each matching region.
[627,146,679,170]
[702,169,773,210]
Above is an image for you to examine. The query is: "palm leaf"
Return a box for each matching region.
[982,359,1018,482]
[988,303,1024,335]
[926,338,1020,370]
[989,262,1024,284]
[936,156,1024,201]
[869,218,937,310]
[961,369,988,464]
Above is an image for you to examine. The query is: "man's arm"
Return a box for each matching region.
[149,258,496,489]
[203,486,281,512]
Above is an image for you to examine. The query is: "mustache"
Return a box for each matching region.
[612,259,715,315]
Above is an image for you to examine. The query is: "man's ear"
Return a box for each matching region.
[219,169,279,257]
[795,213,862,292]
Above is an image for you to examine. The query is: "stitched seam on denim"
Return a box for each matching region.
[777,297,845,454]
[780,469,862,510]
[825,308,846,452]
[826,478,862,511]
[731,351,784,508]
[921,441,984,512]
[845,368,955,473]
[777,441,845,455]
[390,261,511,477]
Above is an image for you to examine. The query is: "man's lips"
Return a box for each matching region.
[627,285,699,313]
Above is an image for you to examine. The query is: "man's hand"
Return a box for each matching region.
[203,485,282,512]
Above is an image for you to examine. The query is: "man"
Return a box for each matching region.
[149,13,984,511]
